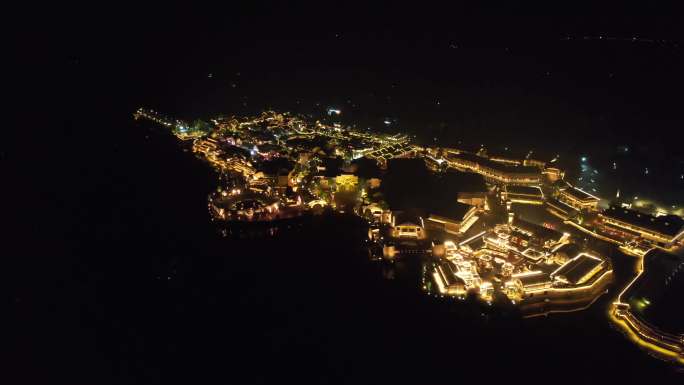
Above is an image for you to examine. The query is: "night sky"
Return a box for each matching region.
[9,4,684,384]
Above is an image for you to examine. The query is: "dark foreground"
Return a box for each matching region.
[10,122,683,384]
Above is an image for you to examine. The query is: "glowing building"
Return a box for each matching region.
[556,183,600,212]
[599,205,684,247]
[505,253,612,303]
[390,212,426,240]
[507,271,553,297]
[444,151,542,185]
[550,253,607,286]
[433,262,467,296]
[501,185,544,205]
[426,202,479,235]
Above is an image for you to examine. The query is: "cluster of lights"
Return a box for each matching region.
[137,106,684,365]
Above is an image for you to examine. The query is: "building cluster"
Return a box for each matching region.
[139,109,414,223]
[364,138,414,165]
[427,146,681,256]
[430,215,613,311]
[193,138,256,178]
[136,105,684,256]
[137,106,683,361]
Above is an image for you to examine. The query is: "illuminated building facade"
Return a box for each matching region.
[504,253,612,305]
[501,185,544,205]
[444,151,541,185]
[193,138,256,177]
[433,262,467,296]
[506,271,552,299]
[509,217,564,250]
[425,202,479,235]
[556,183,600,212]
[542,167,564,183]
[544,198,578,221]
[599,205,684,247]
[390,212,426,240]
[457,191,487,209]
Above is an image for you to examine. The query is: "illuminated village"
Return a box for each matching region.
[134,107,684,365]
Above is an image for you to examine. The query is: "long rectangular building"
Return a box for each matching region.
[550,253,606,286]
[599,205,684,247]
[557,183,600,211]
[444,151,541,185]
[426,202,479,235]
[502,185,544,204]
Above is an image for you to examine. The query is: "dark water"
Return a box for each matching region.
[10,29,684,384]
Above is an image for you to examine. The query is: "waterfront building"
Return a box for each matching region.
[390,212,426,240]
[444,151,541,185]
[599,205,684,247]
[556,183,600,212]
